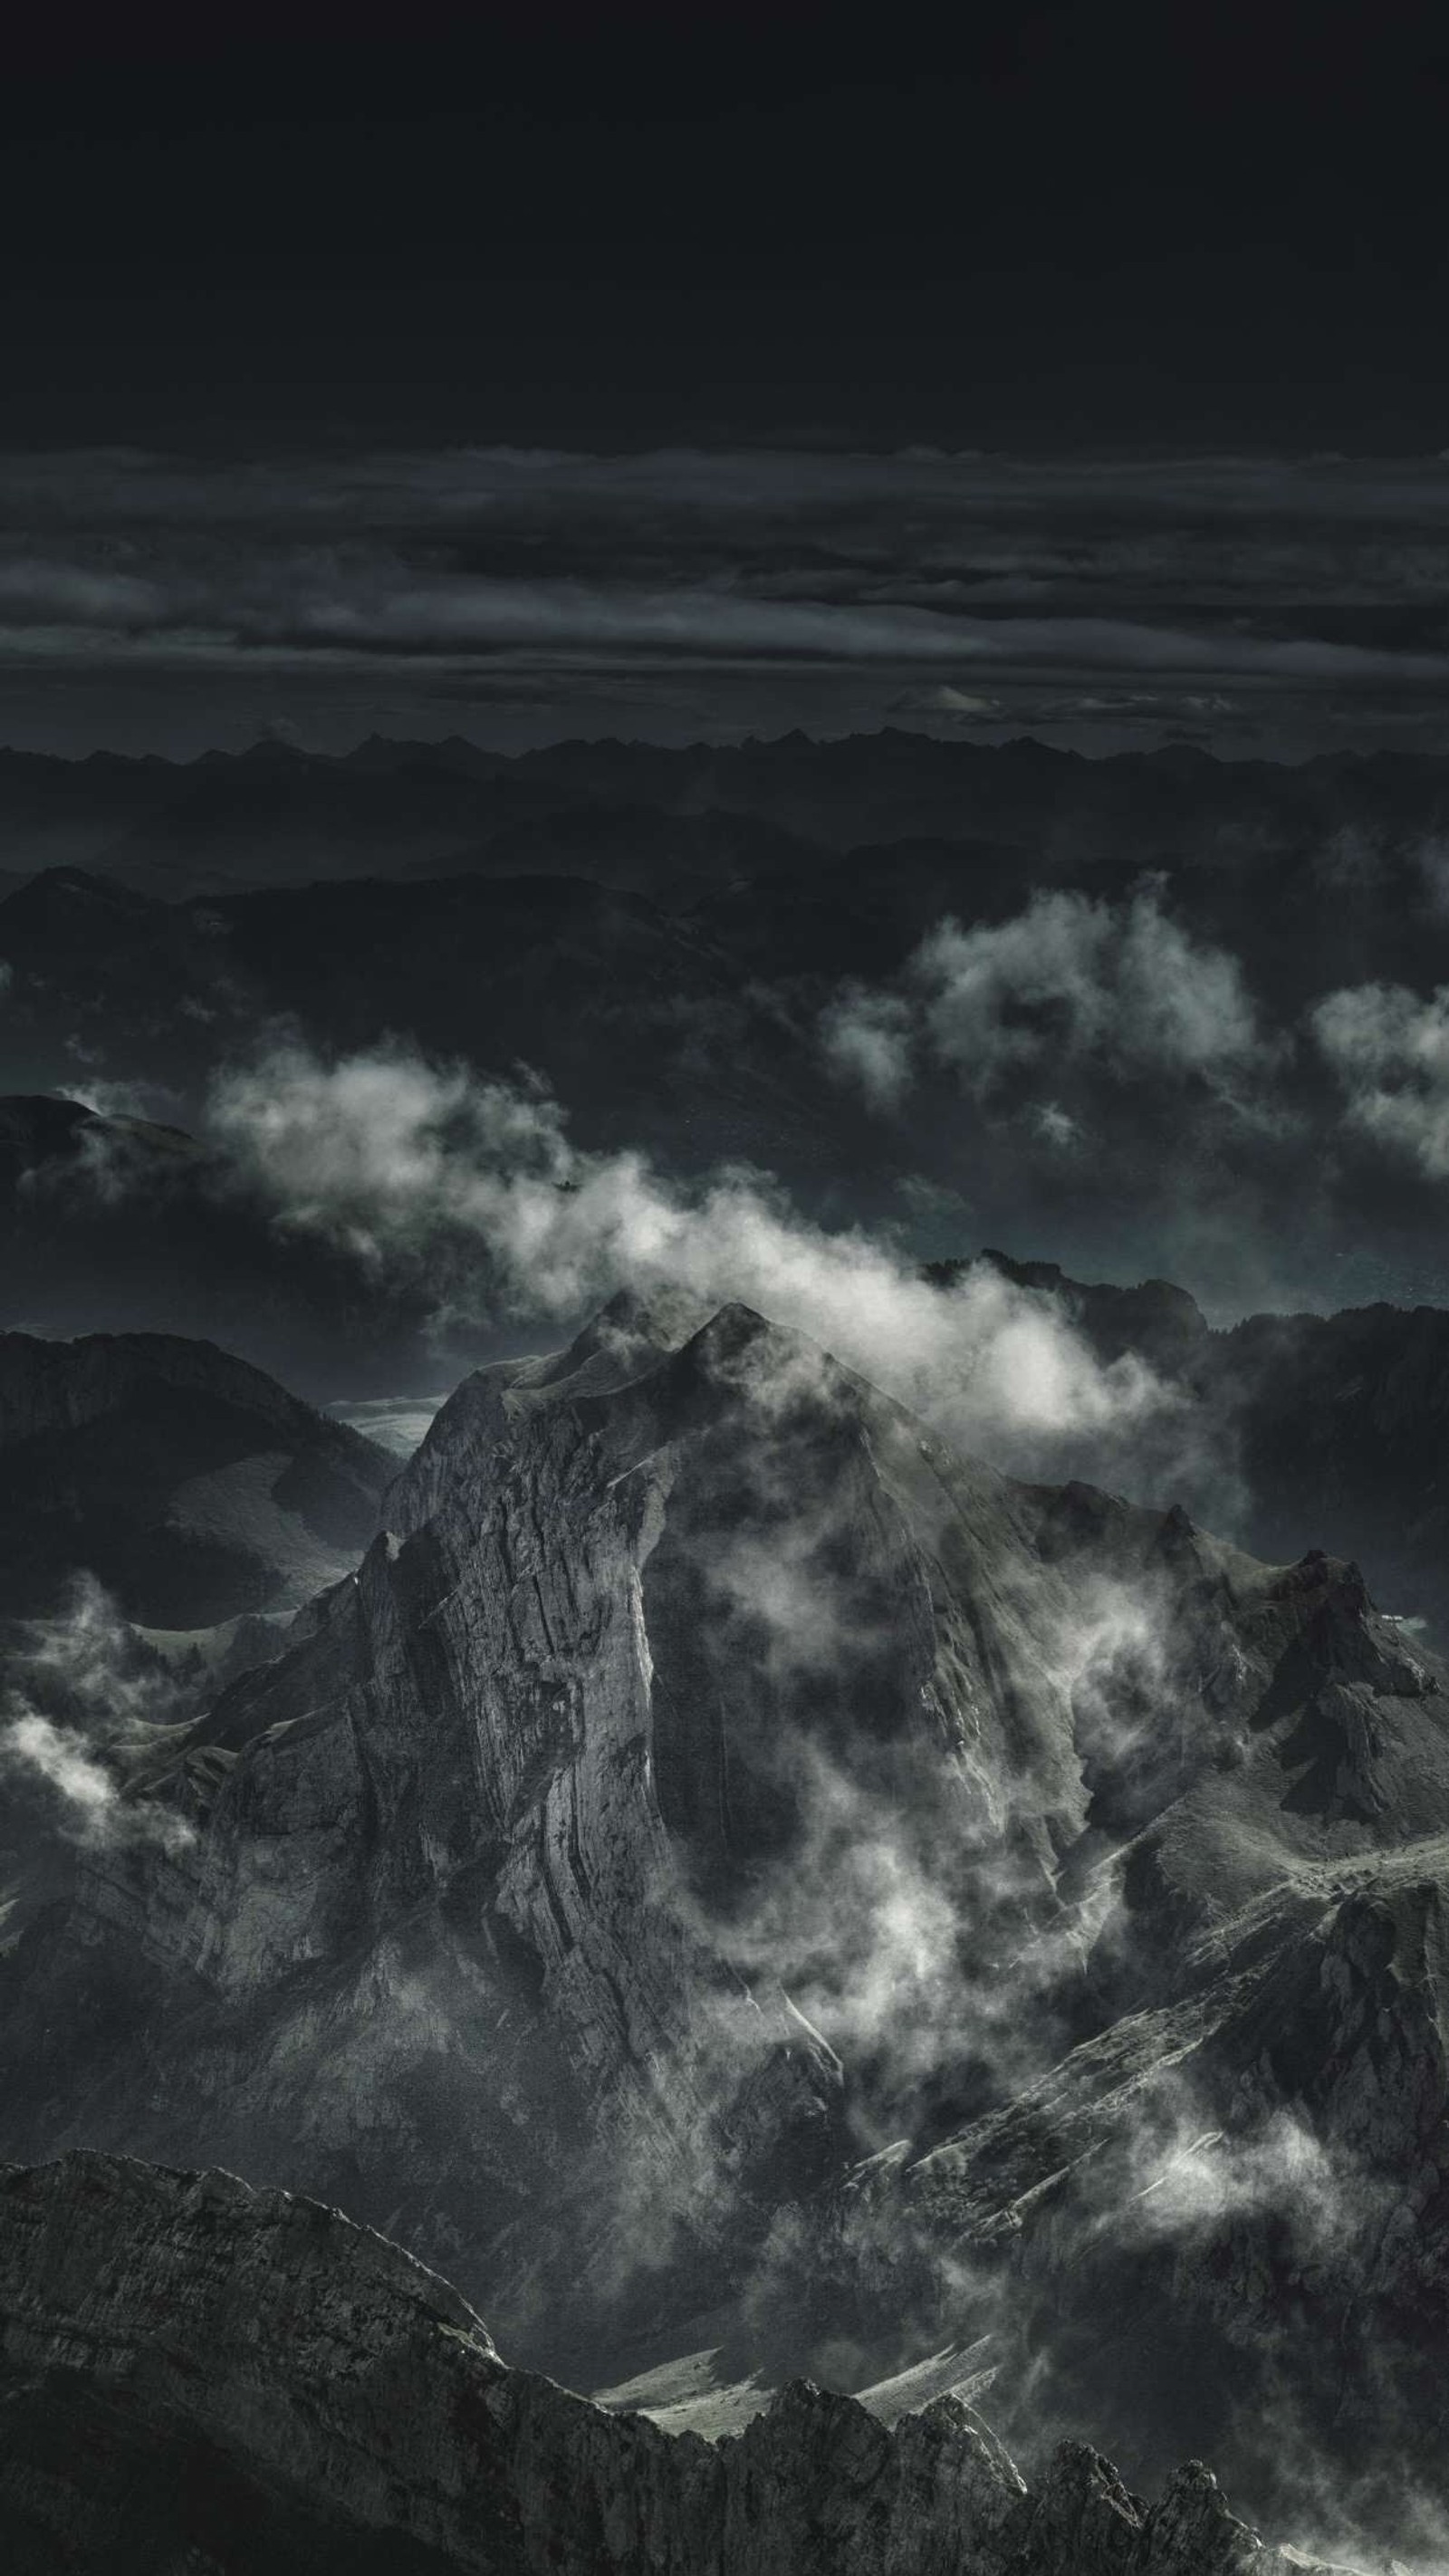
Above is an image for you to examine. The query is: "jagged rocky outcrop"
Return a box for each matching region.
[1,1293,1447,2549]
[0,2150,1358,2576]
[0,1327,393,1624]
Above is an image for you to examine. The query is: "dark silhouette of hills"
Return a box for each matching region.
[0,1327,392,1626]
[0,2149,1357,2575]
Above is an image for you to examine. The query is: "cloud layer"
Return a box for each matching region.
[9,445,1449,755]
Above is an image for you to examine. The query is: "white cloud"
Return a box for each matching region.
[818,985,915,1110]
[0,1573,195,1854]
[1031,1101,1081,1150]
[1312,981,1449,1177]
[914,888,1263,1094]
[209,1039,1174,1462]
[820,887,1266,1114]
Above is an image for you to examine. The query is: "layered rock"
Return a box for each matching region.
[0,2150,1358,2576]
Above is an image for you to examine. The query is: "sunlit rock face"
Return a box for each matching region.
[0,2152,1358,2576]
[2,1291,1448,2559]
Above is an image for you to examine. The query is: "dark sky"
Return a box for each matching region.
[7,0,1448,454]
[5,2,1448,753]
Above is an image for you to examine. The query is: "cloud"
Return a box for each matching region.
[1031,1101,1081,1149]
[818,985,915,1110]
[208,1038,1173,1464]
[822,887,1267,1114]
[1312,981,1449,1177]
[2,1710,130,1831]
[0,1573,195,1854]
[1122,2102,1364,2259]
[917,889,1264,1091]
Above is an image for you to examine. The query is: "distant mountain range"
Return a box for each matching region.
[8,730,1449,904]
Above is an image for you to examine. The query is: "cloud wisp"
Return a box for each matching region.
[0,1573,196,1855]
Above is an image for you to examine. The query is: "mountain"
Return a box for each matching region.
[8,732,1449,899]
[0,1328,393,1625]
[1,1292,1446,2555]
[0,2149,1357,2576]
[13,732,1449,1390]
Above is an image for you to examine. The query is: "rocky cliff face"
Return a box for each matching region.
[0,2150,1358,2576]
[1,1293,1446,2555]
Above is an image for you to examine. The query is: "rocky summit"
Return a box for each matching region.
[0,2150,1361,2576]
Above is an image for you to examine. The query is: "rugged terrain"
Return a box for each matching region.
[1,1291,1447,2556]
[0,2149,1360,2576]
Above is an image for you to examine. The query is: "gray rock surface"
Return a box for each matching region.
[0,2149,1358,2576]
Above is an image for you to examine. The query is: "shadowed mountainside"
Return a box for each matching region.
[0,2150,1361,2576]
[0,1327,392,1626]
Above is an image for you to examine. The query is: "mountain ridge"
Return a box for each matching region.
[0,2148,1363,2576]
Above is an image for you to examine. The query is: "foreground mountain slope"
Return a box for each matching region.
[0,1327,393,1623]
[0,2149,1357,2576]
